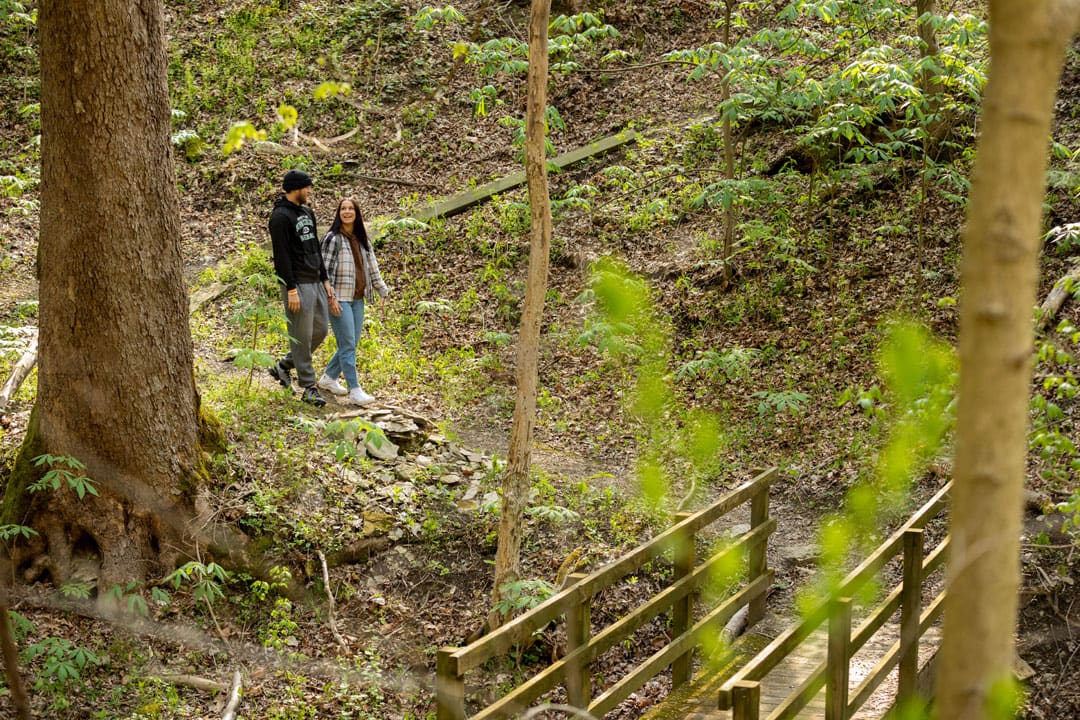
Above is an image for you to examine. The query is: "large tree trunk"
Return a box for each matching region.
[3,0,203,590]
[489,0,552,629]
[937,2,1078,718]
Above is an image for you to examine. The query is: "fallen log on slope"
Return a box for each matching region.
[0,334,37,416]
[1037,261,1080,332]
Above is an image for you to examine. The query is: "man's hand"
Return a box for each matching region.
[329,297,342,317]
[287,289,301,313]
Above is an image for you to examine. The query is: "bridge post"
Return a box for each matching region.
[672,512,695,689]
[826,596,852,720]
[436,648,466,720]
[565,572,592,708]
[898,529,925,705]
[731,680,761,720]
[748,485,770,624]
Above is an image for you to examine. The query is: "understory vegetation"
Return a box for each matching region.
[0,0,1079,717]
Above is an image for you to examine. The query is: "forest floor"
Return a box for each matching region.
[1,1,1079,719]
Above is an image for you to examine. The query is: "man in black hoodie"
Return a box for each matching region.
[267,170,338,407]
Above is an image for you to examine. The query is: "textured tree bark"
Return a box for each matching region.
[489,0,552,629]
[937,2,1079,718]
[4,0,203,590]
[916,0,940,96]
[720,0,735,282]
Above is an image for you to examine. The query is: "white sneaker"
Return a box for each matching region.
[317,374,347,395]
[344,386,375,406]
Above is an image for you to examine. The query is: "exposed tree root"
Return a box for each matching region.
[317,549,349,653]
[221,670,243,720]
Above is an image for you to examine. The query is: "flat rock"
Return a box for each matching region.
[363,511,396,536]
[416,454,434,467]
[440,473,464,485]
[395,465,419,482]
[365,434,400,461]
[379,482,415,502]
[779,543,819,565]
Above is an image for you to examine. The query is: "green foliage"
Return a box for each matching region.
[800,321,955,611]
[103,581,151,617]
[322,418,389,463]
[752,389,809,418]
[676,347,759,383]
[165,561,231,608]
[222,121,266,155]
[493,579,556,616]
[411,5,466,30]
[1030,323,1080,496]
[170,128,205,161]
[583,259,731,512]
[227,264,290,391]
[1047,222,1080,255]
[22,636,99,690]
[31,454,98,499]
[0,523,36,542]
[497,106,566,164]
[526,504,580,524]
[59,581,94,600]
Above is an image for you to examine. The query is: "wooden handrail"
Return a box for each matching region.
[437,466,778,719]
[766,534,950,720]
[470,522,776,720]
[589,571,775,718]
[448,467,778,675]
[718,480,952,708]
[721,483,950,720]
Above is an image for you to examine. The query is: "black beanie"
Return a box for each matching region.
[282,170,313,191]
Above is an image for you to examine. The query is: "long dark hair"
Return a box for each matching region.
[328,197,370,251]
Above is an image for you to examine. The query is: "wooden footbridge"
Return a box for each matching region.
[435,468,951,720]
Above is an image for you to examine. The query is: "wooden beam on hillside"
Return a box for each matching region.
[409,129,638,224]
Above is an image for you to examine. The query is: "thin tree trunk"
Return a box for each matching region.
[489,0,553,629]
[916,0,941,96]
[0,572,31,720]
[721,0,736,281]
[938,3,1078,718]
[3,0,203,590]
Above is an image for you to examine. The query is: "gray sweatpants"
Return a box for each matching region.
[278,282,329,388]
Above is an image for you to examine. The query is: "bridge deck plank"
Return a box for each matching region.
[639,618,941,720]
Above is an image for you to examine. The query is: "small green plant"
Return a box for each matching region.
[31,454,98,499]
[22,636,99,691]
[227,268,289,391]
[676,347,759,383]
[752,390,809,419]
[102,581,150,616]
[165,561,230,609]
[322,418,388,463]
[526,504,580,524]
[1047,222,1080,254]
[492,579,556,616]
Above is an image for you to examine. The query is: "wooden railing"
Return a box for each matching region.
[717,481,952,720]
[436,467,779,720]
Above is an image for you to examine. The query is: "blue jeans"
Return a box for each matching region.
[325,298,365,389]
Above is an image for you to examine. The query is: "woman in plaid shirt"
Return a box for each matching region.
[317,197,390,406]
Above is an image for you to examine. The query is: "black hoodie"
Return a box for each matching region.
[269,196,328,290]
